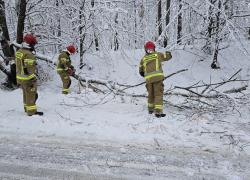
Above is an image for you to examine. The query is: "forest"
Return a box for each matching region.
[1,0,249,86]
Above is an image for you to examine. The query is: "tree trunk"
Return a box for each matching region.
[164,0,171,47]
[16,0,27,44]
[79,1,86,69]
[12,0,27,84]
[91,0,99,51]
[56,0,62,51]
[177,0,182,44]
[202,0,216,55]
[0,0,15,58]
[157,0,162,39]
[211,0,221,69]
[133,0,137,48]
[224,0,233,19]
[207,1,214,39]
[94,33,99,51]
[248,28,250,40]
[0,0,16,86]
[114,13,119,51]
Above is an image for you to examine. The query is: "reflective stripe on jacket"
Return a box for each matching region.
[139,51,172,83]
[15,49,36,82]
[142,53,164,80]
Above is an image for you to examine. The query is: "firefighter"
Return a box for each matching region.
[139,41,172,118]
[56,44,76,94]
[15,33,43,116]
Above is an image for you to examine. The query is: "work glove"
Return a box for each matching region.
[165,51,171,55]
[139,71,144,77]
[67,68,75,76]
[165,51,172,59]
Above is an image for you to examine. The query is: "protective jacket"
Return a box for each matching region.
[139,51,172,83]
[15,48,36,84]
[56,51,72,73]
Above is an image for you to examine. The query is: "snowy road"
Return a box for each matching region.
[0,134,249,180]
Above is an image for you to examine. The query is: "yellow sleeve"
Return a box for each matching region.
[158,51,172,62]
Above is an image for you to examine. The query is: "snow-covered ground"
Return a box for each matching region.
[0,45,250,179]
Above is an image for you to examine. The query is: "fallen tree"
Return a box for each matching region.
[5,42,249,101]
[10,42,189,94]
[0,56,16,88]
[0,59,11,77]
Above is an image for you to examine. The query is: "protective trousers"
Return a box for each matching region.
[59,72,71,94]
[146,80,164,114]
[20,80,37,116]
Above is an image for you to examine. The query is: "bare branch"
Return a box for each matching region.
[119,69,188,91]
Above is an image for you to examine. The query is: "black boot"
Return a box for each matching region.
[148,110,154,114]
[35,111,44,116]
[155,113,166,118]
[28,111,44,116]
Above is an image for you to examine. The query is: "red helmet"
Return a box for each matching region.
[144,41,155,50]
[23,34,37,45]
[66,44,76,54]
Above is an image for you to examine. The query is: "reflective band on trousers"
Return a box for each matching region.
[56,68,68,72]
[26,105,37,111]
[155,105,163,110]
[144,71,164,79]
[62,88,69,92]
[16,74,36,81]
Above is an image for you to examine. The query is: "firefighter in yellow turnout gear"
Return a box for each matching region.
[139,41,172,118]
[56,45,76,94]
[15,34,43,116]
